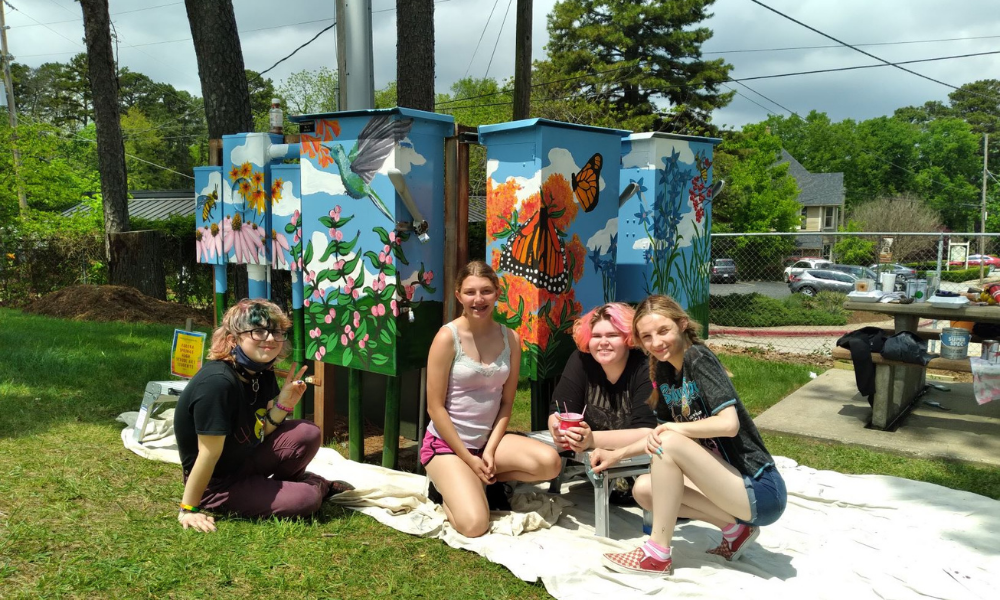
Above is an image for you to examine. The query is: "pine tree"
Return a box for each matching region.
[543,0,733,134]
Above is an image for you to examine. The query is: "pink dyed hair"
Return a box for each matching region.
[572,302,636,352]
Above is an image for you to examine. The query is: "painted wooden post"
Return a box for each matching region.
[348,368,363,461]
[382,374,401,468]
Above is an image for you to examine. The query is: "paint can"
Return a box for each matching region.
[941,327,971,360]
[906,278,928,302]
[981,340,1000,363]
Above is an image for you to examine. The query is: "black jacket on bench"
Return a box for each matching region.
[836,327,936,406]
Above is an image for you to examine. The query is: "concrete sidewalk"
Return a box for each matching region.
[756,368,1000,467]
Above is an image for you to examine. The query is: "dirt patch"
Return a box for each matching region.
[23,285,213,328]
[710,343,834,369]
[318,412,420,472]
[848,310,892,325]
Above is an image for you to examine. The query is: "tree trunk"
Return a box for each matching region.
[184,0,253,138]
[396,0,435,111]
[79,0,129,257]
[108,230,166,300]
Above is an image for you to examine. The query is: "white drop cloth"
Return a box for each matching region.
[119,413,1000,599]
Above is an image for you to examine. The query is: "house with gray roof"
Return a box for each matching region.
[780,150,845,259]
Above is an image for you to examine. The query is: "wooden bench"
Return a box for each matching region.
[831,346,971,430]
[526,430,650,538]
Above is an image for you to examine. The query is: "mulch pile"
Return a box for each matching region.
[23,285,213,328]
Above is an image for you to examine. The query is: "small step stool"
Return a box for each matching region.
[526,430,651,538]
[133,380,189,443]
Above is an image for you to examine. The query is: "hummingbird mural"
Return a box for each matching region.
[329,116,414,221]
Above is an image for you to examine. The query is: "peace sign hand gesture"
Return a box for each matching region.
[274,363,309,412]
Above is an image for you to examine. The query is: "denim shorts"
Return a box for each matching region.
[737,465,787,527]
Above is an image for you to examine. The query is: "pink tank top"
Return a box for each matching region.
[427,322,511,449]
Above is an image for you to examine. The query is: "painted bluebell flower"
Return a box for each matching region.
[643,246,653,263]
[608,233,618,256]
[634,200,652,228]
[589,246,604,271]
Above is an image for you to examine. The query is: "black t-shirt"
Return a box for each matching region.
[653,344,775,480]
[550,349,656,431]
[174,360,280,478]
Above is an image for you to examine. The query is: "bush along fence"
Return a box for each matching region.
[706,231,1000,355]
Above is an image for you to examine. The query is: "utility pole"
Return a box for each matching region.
[0,0,27,214]
[513,0,532,120]
[336,0,375,111]
[981,133,989,281]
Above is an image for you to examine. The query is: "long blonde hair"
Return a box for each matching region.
[631,295,703,408]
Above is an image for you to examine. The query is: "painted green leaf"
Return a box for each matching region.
[319,216,335,228]
[379,327,393,345]
[304,241,314,266]
[342,347,353,367]
[371,354,389,366]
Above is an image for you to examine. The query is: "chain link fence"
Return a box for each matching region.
[707,231,1000,357]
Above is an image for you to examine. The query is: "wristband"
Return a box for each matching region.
[263,408,283,427]
[275,401,296,413]
[179,503,200,513]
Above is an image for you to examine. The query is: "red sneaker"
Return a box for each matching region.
[707,525,759,561]
[601,547,673,576]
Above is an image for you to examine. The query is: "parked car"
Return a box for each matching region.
[788,269,856,296]
[783,258,832,282]
[710,258,738,283]
[947,254,1000,268]
[828,264,879,281]
[868,262,917,281]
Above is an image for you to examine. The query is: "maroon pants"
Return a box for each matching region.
[197,420,331,518]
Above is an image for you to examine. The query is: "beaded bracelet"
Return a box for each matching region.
[179,503,200,513]
[263,408,282,427]
[275,401,296,413]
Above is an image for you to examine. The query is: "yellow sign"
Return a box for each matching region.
[171,329,207,379]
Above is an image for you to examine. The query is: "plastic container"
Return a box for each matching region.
[981,340,1000,363]
[854,278,874,293]
[941,327,971,359]
[880,273,896,292]
[906,278,928,302]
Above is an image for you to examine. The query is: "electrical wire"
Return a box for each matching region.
[259,21,336,76]
[483,0,513,80]
[748,0,1000,102]
[464,0,502,78]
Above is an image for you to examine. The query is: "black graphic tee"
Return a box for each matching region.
[175,360,280,478]
[550,349,656,431]
[653,344,774,479]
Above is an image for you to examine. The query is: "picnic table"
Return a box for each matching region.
[840,300,1000,429]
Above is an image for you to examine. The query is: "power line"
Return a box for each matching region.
[748,0,999,102]
[2,0,85,50]
[259,21,336,76]
[705,34,1000,55]
[484,0,513,80]
[464,0,502,78]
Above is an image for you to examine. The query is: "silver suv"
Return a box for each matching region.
[783,258,831,282]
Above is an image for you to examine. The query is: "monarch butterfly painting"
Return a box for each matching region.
[499,206,569,294]
[571,153,602,212]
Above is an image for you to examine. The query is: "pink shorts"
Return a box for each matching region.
[419,431,483,466]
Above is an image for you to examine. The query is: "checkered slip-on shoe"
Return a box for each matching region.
[601,548,673,576]
[707,525,759,561]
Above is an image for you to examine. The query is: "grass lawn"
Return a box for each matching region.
[1,309,997,599]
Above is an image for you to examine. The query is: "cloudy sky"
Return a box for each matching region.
[6,0,1000,128]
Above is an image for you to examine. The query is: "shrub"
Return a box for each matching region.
[709,292,848,327]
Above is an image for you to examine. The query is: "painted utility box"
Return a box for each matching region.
[480,118,629,381]
[290,108,455,376]
[194,166,224,265]
[221,133,285,266]
[618,132,721,334]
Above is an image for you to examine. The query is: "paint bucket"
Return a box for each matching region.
[941,327,971,360]
[906,278,928,302]
[880,273,896,292]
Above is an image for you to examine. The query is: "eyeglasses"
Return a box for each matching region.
[239,328,289,342]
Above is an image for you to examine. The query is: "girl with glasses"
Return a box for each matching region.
[173,299,347,532]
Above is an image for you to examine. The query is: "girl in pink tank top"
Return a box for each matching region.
[422,261,561,538]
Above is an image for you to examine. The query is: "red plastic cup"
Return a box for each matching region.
[557,412,584,450]
[990,284,1000,304]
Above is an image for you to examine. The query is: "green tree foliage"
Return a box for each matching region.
[542,0,733,134]
[762,111,981,229]
[832,221,876,266]
[278,67,338,116]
